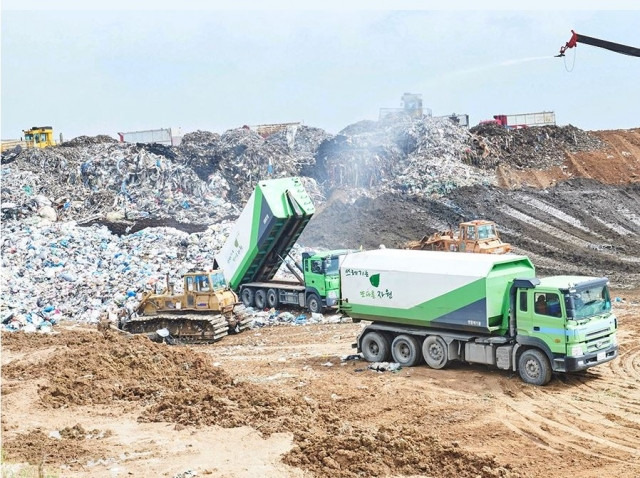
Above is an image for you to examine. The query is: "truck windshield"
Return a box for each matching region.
[568,284,612,319]
[209,272,226,291]
[324,256,340,275]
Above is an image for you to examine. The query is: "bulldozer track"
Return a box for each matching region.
[121,304,255,344]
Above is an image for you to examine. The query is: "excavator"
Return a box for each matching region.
[120,270,251,344]
[557,30,640,58]
[407,220,511,254]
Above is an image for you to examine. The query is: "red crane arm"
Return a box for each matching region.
[557,30,640,57]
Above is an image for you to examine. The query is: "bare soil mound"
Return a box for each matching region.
[2,327,517,477]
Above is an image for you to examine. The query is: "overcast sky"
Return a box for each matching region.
[2,1,639,140]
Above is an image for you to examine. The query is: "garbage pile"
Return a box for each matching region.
[212,128,301,202]
[239,308,348,327]
[0,221,232,331]
[316,114,495,197]
[60,135,119,147]
[467,123,605,169]
[1,141,239,226]
[176,130,221,181]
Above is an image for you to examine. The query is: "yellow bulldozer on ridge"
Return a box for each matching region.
[408,219,511,254]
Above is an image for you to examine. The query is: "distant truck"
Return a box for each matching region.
[117,127,183,146]
[342,250,618,385]
[407,220,511,254]
[480,111,556,129]
[216,177,350,314]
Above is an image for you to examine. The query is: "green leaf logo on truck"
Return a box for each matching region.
[369,274,380,288]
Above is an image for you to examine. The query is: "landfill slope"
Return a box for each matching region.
[300,127,640,287]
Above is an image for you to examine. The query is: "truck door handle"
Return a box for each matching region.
[533,326,540,331]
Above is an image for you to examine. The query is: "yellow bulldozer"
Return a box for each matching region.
[120,270,251,343]
[1,126,57,156]
[407,220,511,254]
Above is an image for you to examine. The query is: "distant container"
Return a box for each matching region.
[493,112,556,129]
[117,127,183,146]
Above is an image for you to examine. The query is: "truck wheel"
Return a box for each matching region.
[423,336,448,369]
[254,289,266,309]
[391,335,422,367]
[266,288,279,308]
[518,349,552,386]
[307,293,324,314]
[241,288,254,307]
[361,331,390,362]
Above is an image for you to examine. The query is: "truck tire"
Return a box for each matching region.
[518,349,552,386]
[361,331,390,362]
[423,335,448,369]
[254,289,267,309]
[266,288,279,308]
[241,288,254,307]
[391,334,422,367]
[307,293,324,314]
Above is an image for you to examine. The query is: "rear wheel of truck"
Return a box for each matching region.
[254,289,267,309]
[307,293,324,314]
[518,349,552,386]
[266,288,278,308]
[391,335,422,367]
[361,331,390,362]
[423,336,448,369]
[241,288,254,307]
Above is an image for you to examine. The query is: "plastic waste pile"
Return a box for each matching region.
[240,308,348,328]
[468,123,605,169]
[1,140,238,226]
[0,220,232,332]
[317,114,495,197]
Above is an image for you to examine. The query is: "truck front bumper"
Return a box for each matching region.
[326,297,338,307]
[563,344,618,372]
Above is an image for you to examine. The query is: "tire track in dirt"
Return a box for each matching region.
[496,388,640,465]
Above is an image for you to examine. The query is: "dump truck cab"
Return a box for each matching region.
[23,126,56,148]
[302,250,351,309]
[515,276,618,373]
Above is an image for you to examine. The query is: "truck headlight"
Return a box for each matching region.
[610,334,617,346]
[327,290,338,299]
[570,345,583,357]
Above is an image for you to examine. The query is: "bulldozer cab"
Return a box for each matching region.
[183,272,229,307]
[23,126,56,148]
[460,221,498,241]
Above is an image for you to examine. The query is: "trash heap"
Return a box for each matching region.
[0,220,233,331]
[176,130,221,182]
[211,128,301,202]
[1,141,238,226]
[316,114,495,197]
[467,123,605,169]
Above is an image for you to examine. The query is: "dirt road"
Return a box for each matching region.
[2,290,639,477]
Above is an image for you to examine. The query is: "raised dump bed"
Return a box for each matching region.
[216,177,315,290]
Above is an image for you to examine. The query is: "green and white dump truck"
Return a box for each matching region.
[215,177,349,313]
[342,249,618,385]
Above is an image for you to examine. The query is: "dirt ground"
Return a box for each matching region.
[1,288,639,478]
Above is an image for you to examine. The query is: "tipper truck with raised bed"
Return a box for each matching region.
[215,177,351,314]
[342,249,618,385]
